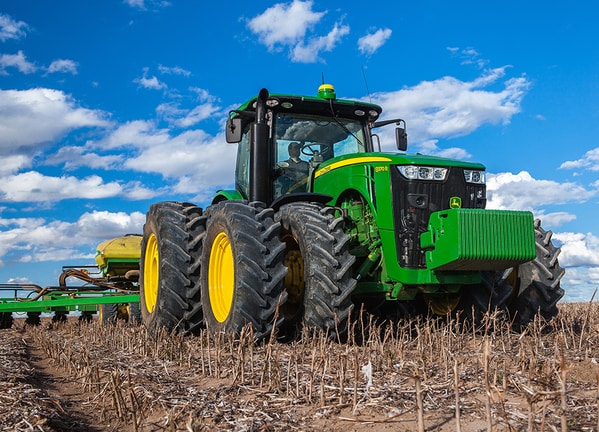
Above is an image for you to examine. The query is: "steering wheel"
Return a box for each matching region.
[301,143,330,157]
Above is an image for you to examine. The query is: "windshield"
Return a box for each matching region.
[275,113,365,165]
[273,113,366,197]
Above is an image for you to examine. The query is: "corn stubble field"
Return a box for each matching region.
[1,302,599,432]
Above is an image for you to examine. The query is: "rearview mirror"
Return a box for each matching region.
[226,117,242,143]
[396,126,407,151]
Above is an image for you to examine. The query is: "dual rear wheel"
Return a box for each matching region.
[139,200,354,341]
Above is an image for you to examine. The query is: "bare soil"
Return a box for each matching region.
[1,302,599,431]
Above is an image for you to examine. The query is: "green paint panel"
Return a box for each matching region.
[421,209,536,271]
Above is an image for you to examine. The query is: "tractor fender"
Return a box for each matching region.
[270,192,333,212]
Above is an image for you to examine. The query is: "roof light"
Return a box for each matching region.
[318,83,336,100]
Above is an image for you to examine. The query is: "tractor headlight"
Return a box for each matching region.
[398,165,448,181]
[463,170,486,184]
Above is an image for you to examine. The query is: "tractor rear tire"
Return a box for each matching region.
[200,201,287,341]
[507,219,565,327]
[277,202,356,341]
[140,201,205,334]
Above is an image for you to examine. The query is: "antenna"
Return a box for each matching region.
[362,66,372,104]
[321,72,325,84]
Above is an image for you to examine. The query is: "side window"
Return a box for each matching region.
[234,128,251,199]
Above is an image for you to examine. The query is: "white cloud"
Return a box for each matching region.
[560,147,599,172]
[46,59,79,75]
[0,172,123,202]
[248,1,347,63]
[84,120,236,193]
[486,171,595,211]
[134,68,167,90]
[0,14,29,41]
[123,0,146,8]
[369,67,530,152]
[291,21,349,63]
[553,231,599,268]
[44,145,123,171]
[447,46,489,69]
[0,50,37,75]
[0,210,145,266]
[158,64,191,76]
[156,99,221,127]
[248,0,325,49]
[358,28,392,55]
[0,88,111,155]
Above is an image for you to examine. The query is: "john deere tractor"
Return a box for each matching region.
[139,84,564,340]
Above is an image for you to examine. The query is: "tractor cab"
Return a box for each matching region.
[226,84,406,203]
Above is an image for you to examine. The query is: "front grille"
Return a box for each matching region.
[390,166,486,268]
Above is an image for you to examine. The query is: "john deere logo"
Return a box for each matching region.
[449,197,462,209]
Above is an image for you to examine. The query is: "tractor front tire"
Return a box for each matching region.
[200,201,287,341]
[140,202,205,334]
[277,202,356,341]
[508,219,565,327]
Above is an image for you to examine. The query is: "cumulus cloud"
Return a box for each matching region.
[79,120,236,193]
[0,172,123,202]
[247,0,347,63]
[486,171,595,211]
[0,88,111,156]
[560,147,599,172]
[369,67,530,153]
[291,21,349,63]
[553,231,599,267]
[134,68,167,90]
[0,210,145,267]
[358,28,392,55]
[0,14,29,41]
[46,59,79,75]
[248,0,324,49]
[0,50,37,75]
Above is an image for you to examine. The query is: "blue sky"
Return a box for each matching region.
[0,1,597,302]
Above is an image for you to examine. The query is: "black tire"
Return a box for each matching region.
[100,303,119,324]
[277,202,356,340]
[128,302,142,325]
[200,201,287,341]
[78,312,93,323]
[0,312,13,329]
[139,202,205,334]
[456,270,513,326]
[25,312,42,326]
[52,312,68,323]
[508,219,565,326]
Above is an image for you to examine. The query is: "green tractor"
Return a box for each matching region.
[139,84,564,340]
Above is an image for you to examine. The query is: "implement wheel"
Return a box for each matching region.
[277,202,356,341]
[200,201,287,341]
[99,303,118,324]
[0,312,13,329]
[507,219,565,327]
[140,201,205,334]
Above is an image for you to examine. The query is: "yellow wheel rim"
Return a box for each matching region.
[143,233,159,313]
[208,232,235,323]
